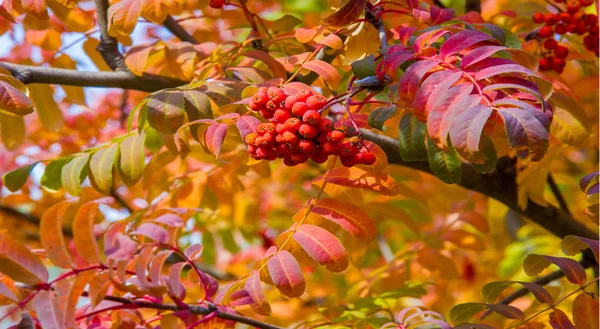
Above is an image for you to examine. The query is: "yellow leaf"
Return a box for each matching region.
[107,0,141,37]
[89,144,119,194]
[0,230,49,284]
[61,153,90,196]
[118,133,146,185]
[28,84,64,132]
[82,38,112,72]
[72,202,103,264]
[140,0,168,23]
[40,202,73,268]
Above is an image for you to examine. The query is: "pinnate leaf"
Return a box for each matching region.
[549,309,576,329]
[119,133,146,185]
[312,198,377,241]
[481,281,513,303]
[236,115,260,140]
[89,144,119,194]
[448,105,493,163]
[41,159,69,192]
[134,222,169,244]
[518,281,554,304]
[61,153,90,196]
[2,162,39,192]
[302,60,342,90]
[205,123,228,158]
[426,137,462,184]
[523,254,586,285]
[267,250,305,298]
[293,224,348,272]
[497,107,549,161]
[572,293,599,329]
[33,291,64,329]
[322,0,365,28]
[486,303,524,320]
[0,230,48,284]
[107,0,141,37]
[368,105,396,131]
[40,202,73,268]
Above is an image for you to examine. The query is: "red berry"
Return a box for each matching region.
[262,132,276,145]
[295,89,312,102]
[257,87,268,94]
[558,12,572,22]
[545,13,559,26]
[361,152,376,165]
[554,23,567,34]
[209,0,224,9]
[322,141,339,154]
[543,39,557,49]
[340,156,356,167]
[274,109,292,123]
[298,139,316,155]
[282,131,298,146]
[252,92,268,106]
[248,99,261,112]
[311,151,329,164]
[247,144,257,154]
[532,12,545,23]
[584,14,598,26]
[275,143,288,157]
[257,147,276,160]
[339,142,359,157]
[284,95,297,111]
[298,124,318,139]
[584,34,599,50]
[306,95,327,111]
[551,57,565,69]
[326,130,344,143]
[260,109,274,119]
[318,118,334,132]
[567,24,578,33]
[257,123,275,135]
[565,0,581,13]
[588,25,599,35]
[265,100,278,112]
[302,110,321,125]
[554,45,569,58]
[539,26,554,38]
[539,58,550,71]
[580,0,594,5]
[290,153,308,165]
[267,87,285,103]
[285,118,302,132]
[292,102,310,117]
[576,22,587,34]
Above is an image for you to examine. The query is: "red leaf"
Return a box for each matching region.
[236,115,261,141]
[293,224,348,272]
[448,105,494,163]
[312,198,377,241]
[440,30,496,59]
[486,303,524,320]
[0,80,34,116]
[549,309,576,329]
[267,250,305,298]
[475,64,534,80]
[322,0,366,28]
[428,84,479,147]
[398,59,439,102]
[412,70,462,121]
[244,272,271,315]
[461,46,507,69]
[497,107,549,161]
[543,256,587,285]
[383,47,414,79]
[321,167,399,196]
[22,0,48,19]
[168,263,188,300]
[245,50,288,79]
[302,60,342,90]
[573,293,599,329]
[204,123,228,158]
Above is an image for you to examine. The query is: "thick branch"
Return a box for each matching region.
[163,15,199,44]
[82,292,284,329]
[93,0,126,70]
[0,62,187,92]
[361,130,597,241]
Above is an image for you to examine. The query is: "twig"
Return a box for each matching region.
[0,205,73,236]
[366,5,389,54]
[110,187,134,213]
[80,292,285,329]
[547,174,571,215]
[0,62,187,92]
[163,15,199,44]
[93,0,127,71]
[480,258,593,319]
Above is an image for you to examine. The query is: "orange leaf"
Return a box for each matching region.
[312,198,377,241]
[107,0,141,37]
[321,166,398,196]
[302,60,342,91]
[40,201,73,268]
[0,80,34,116]
[549,309,576,329]
[63,271,95,328]
[22,0,48,19]
[293,224,348,272]
[72,202,103,265]
[267,250,305,298]
[416,247,459,278]
[316,33,343,50]
[140,0,168,23]
[440,230,485,251]
[244,50,288,80]
[322,0,365,28]
[0,230,49,284]
[573,293,599,329]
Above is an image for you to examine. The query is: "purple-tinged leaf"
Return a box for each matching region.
[497,107,549,161]
[475,64,534,80]
[562,235,599,264]
[486,304,524,320]
[236,115,260,140]
[413,28,450,54]
[184,244,203,261]
[448,105,493,163]
[293,224,349,272]
[153,214,184,227]
[543,255,587,285]
[412,8,431,23]
[168,263,188,300]
[105,233,137,261]
[245,272,271,315]
[549,309,576,329]
[399,60,440,102]
[204,123,228,158]
[579,172,599,192]
[133,222,169,244]
[149,250,171,287]
[517,281,553,304]
[412,70,461,121]
[135,246,154,289]
[229,289,253,307]
[430,86,479,147]
[198,271,219,298]
[493,98,550,129]
[383,48,415,79]
[215,113,240,121]
[429,5,454,24]
[440,30,496,59]
[267,250,305,298]
[461,46,507,68]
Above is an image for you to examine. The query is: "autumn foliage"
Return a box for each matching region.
[0,0,598,328]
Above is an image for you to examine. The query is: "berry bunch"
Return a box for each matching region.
[245,87,376,167]
[532,0,599,73]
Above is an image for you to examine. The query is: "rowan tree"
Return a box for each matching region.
[0,0,598,328]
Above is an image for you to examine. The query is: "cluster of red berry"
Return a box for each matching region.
[532,0,599,73]
[245,87,376,167]
[209,0,224,9]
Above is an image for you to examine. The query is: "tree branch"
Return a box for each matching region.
[361,130,597,241]
[0,205,73,236]
[0,62,187,92]
[548,174,571,215]
[81,292,285,329]
[163,15,199,44]
[93,0,127,71]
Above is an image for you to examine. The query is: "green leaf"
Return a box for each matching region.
[368,105,396,131]
[398,113,427,161]
[351,54,376,79]
[89,144,119,194]
[119,133,146,186]
[41,158,70,192]
[144,128,164,153]
[471,136,497,173]
[449,303,487,325]
[2,162,39,192]
[61,153,90,196]
[481,281,513,303]
[427,137,462,184]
